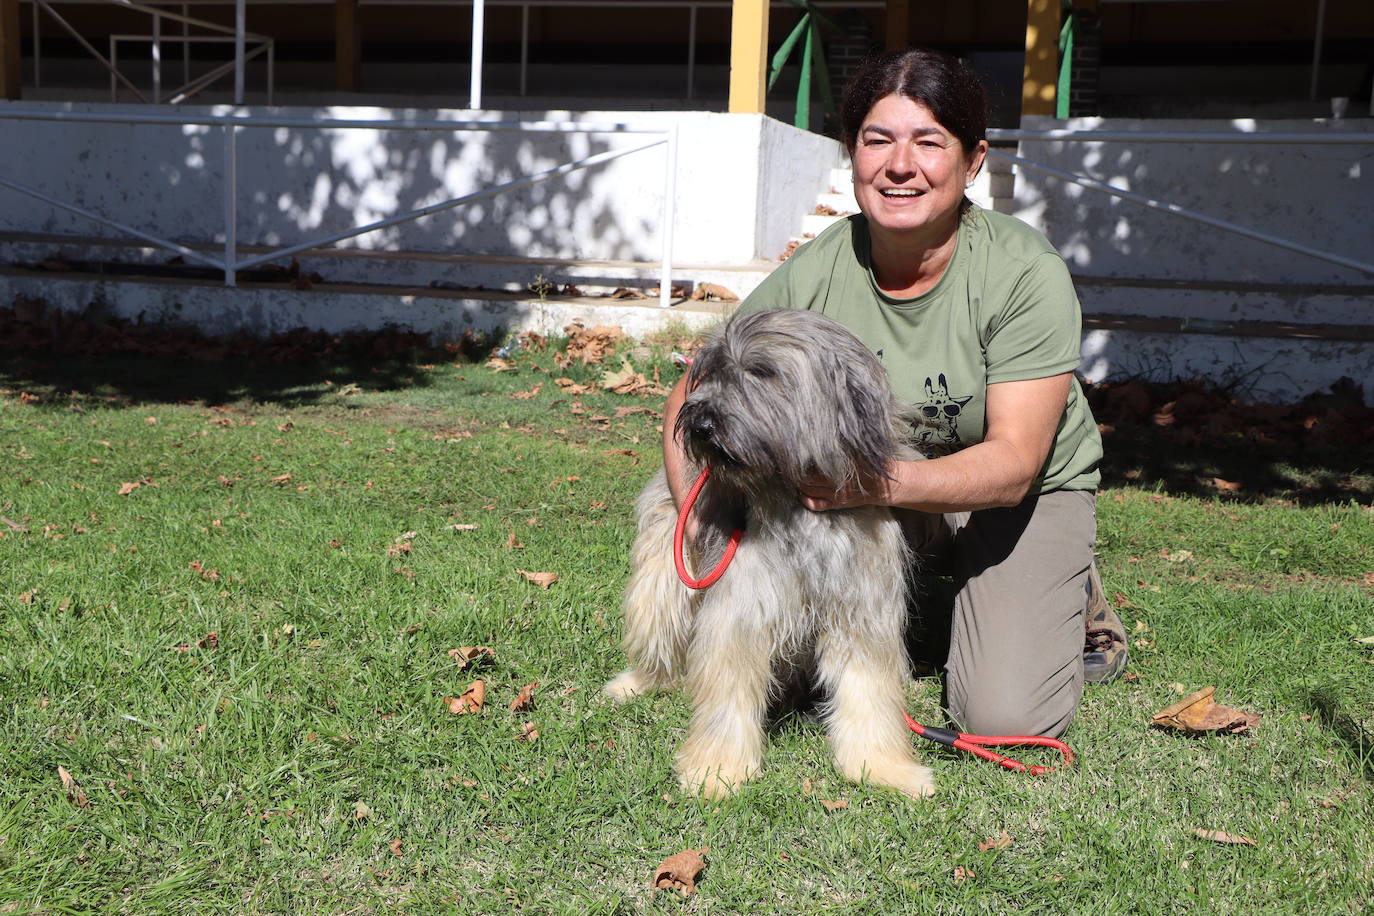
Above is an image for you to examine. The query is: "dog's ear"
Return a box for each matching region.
[835,357,901,483]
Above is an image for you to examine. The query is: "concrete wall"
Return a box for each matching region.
[1012,115,1374,404]
[0,101,845,265]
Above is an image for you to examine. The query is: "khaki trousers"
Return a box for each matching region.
[905,489,1097,739]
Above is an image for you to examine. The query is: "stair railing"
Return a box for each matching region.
[766,0,837,132]
[32,0,272,104]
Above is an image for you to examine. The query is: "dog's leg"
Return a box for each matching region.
[675,573,777,799]
[817,540,935,799]
[604,471,694,703]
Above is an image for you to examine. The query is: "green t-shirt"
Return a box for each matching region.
[736,205,1102,493]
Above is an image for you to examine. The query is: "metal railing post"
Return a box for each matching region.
[233,0,244,104]
[151,11,161,102]
[658,123,678,308]
[223,122,237,287]
[32,0,40,88]
[469,0,485,109]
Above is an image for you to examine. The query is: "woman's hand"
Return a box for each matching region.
[797,464,901,511]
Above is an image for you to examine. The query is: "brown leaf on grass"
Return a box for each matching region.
[505,533,524,550]
[118,481,141,496]
[1210,477,1244,492]
[1191,828,1257,846]
[447,523,479,532]
[389,838,404,856]
[269,474,293,486]
[516,569,558,589]
[510,384,543,400]
[515,721,539,742]
[58,766,90,808]
[509,682,539,712]
[198,632,219,649]
[1151,686,1260,735]
[553,378,596,395]
[652,847,708,895]
[0,515,27,532]
[819,799,849,812]
[188,560,221,581]
[1353,635,1374,647]
[444,681,486,715]
[953,865,975,882]
[977,832,1013,852]
[558,322,625,368]
[447,646,494,669]
[484,357,518,372]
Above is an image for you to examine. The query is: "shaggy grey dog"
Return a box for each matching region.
[604,308,940,799]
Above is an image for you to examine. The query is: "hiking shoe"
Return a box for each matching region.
[1083,562,1129,683]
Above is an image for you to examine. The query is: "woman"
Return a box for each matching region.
[661,48,1126,739]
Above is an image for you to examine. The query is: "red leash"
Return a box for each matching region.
[673,466,1075,774]
[672,465,744,589]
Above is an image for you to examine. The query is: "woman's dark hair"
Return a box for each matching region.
[839,48,989,156]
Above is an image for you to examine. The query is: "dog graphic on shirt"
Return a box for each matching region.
[913,374,973,454]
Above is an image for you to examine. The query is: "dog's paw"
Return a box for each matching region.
[602,669,648,704]
[872,762,937,800]
[677,763,752,800]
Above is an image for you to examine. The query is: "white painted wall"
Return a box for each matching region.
[0,101,845,266]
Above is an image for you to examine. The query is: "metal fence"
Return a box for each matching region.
[0,107,682,304]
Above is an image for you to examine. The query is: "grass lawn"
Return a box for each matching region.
[1,327,1371,914]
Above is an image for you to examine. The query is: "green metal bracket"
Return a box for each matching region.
[765,0,838,132]
[1056,1,1075,118]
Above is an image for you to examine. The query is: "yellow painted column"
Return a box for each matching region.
[1,0,21,100]
[884,0,908,52]
[1022,0,1060,117]
[727,0,769,114]
[335,0,359,92]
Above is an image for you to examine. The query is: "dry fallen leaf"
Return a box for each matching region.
[652,847,708,896]
[1151,686,1260,735]
[1191,828,1257,846]
[353,800,372,820]
[389,838,404,856]
[819,799,849,812]
[516,569,558,589]
[444,681,486,715]
[447,646,494,669]
[689,282,740,302]
[118,481,141,496]
[58,766,90,808]
[977,832,1013,852]
[509,681,539,712]
[515,721,539,742]
[953,865,975,882]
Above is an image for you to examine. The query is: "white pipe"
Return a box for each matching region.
[0,109,669,133]
[658,122,678,307]
[987,128,1374,144]
[152,12,161,102]
[468,0,484,109]
[223,123,237,285]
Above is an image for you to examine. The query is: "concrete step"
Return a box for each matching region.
[0,232,779,303]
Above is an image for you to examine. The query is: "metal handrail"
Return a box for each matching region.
[0,108,683,306]
[32,0,273,104]
[985,126,1374,278]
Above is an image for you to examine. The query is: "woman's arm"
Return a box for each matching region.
[799,372,1072,513]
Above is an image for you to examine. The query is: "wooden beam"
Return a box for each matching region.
[335,0,359,92]
[0,0,21,100]
[884,0,908,52]
[1022,0,1060,118]
[727,0,768,114]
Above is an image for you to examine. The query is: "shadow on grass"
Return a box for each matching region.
[1310,687,1374,780]
[0,297,501,408]
[1088,379,1374,506]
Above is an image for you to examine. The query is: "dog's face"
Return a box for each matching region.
[676,309,901,493]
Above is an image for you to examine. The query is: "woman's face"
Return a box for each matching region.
[851,94,987,240]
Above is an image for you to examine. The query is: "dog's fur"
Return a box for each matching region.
[604,308,941,800]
